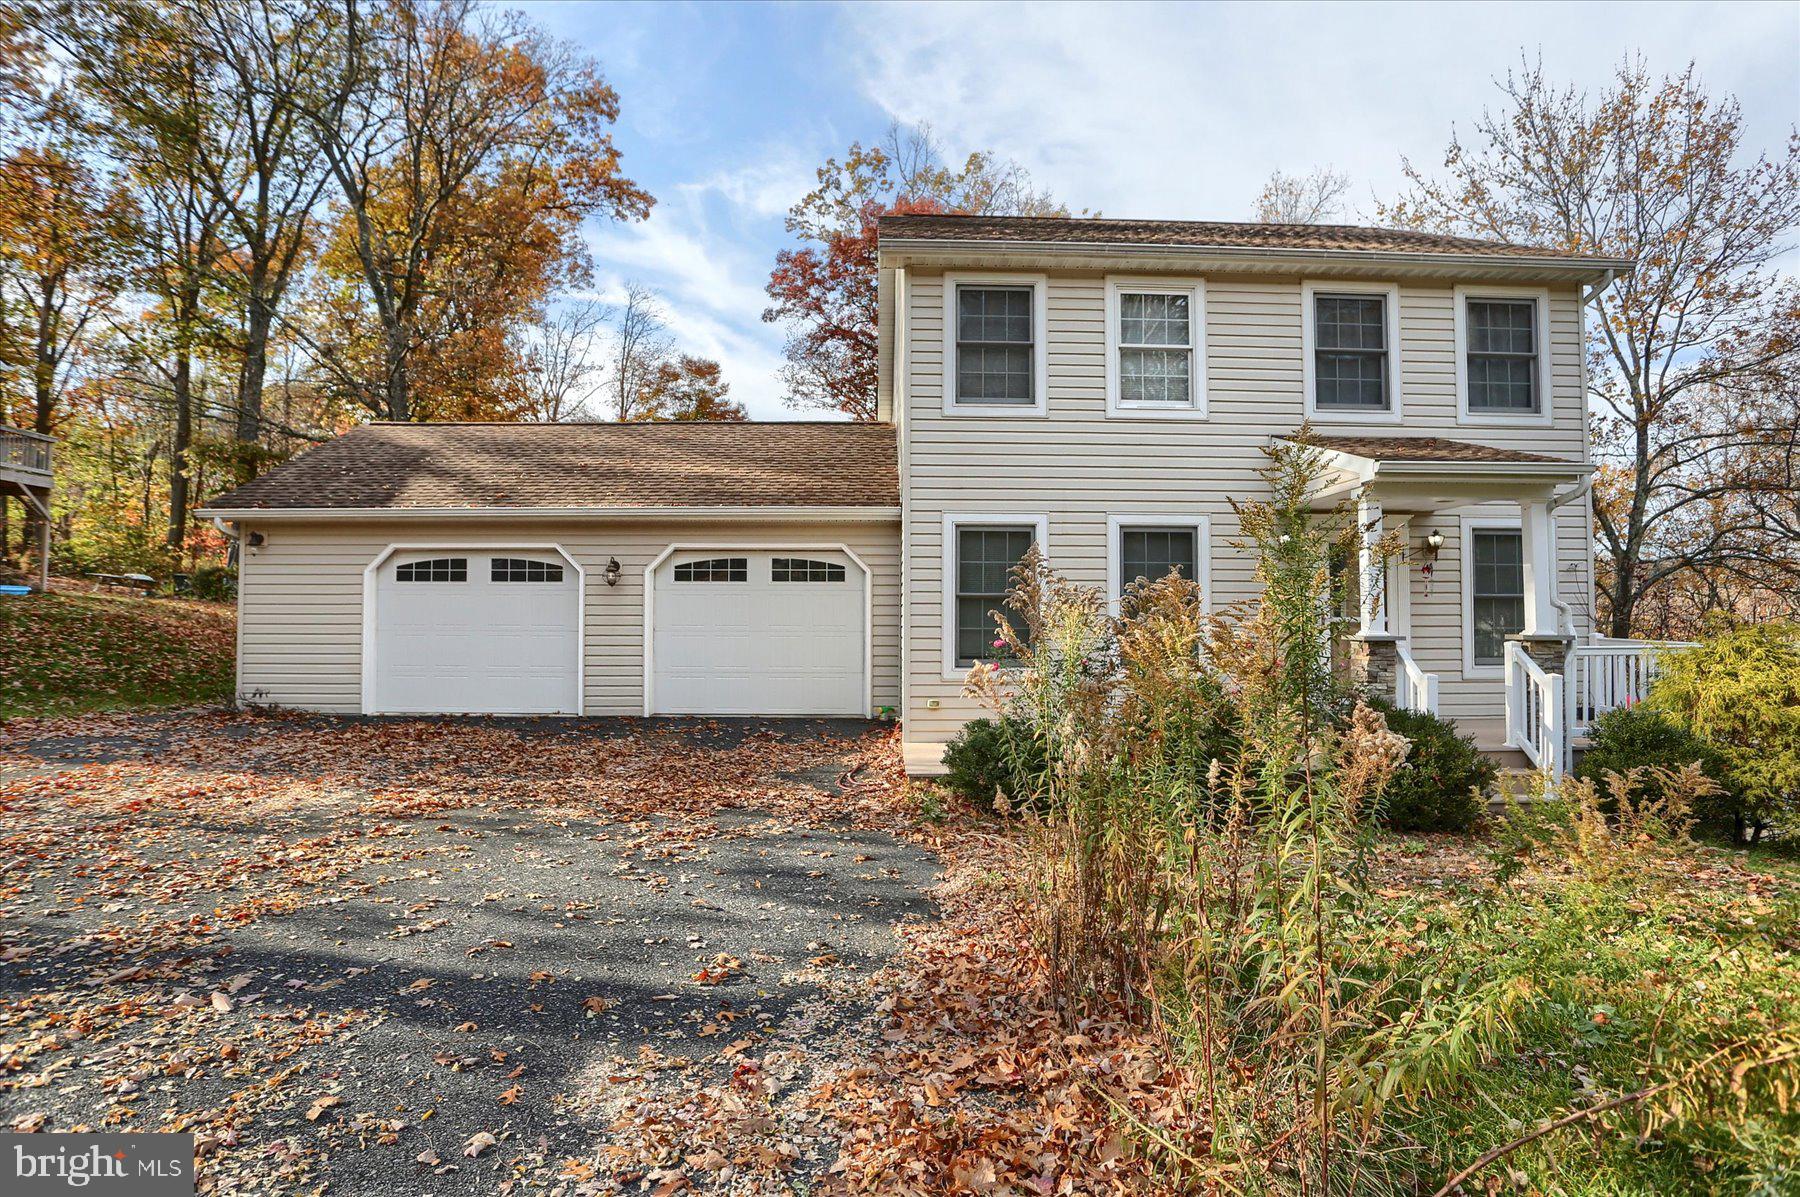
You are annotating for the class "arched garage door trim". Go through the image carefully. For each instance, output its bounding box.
[642,542,873,718]
[361,542,585,715]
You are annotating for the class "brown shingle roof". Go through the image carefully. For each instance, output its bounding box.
[879,213,1615,261]
[204,422,899,511]
[1301,435,1577,465]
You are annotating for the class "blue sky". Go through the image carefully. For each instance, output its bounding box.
[522,0,1800,419]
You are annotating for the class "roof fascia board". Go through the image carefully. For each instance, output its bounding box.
[880,237,1632,281]
[198,504,903,522]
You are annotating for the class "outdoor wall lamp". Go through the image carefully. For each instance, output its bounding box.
[603,557,621,587]
[246,531,267,549]
[1419,529,1444,593]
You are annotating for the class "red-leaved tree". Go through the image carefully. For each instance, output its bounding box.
[764,124,1067,421]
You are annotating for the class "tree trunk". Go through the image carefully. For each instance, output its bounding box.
[167,347,194,551]
[383,322,410,421]
[235,291,272,457]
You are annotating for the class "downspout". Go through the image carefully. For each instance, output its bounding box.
[212,517,241,567]
[1545,478,1592,638]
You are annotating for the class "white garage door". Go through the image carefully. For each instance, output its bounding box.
[652,551,864,716]
[372,550,579,715]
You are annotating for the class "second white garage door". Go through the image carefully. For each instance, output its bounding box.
[651,550,865,716]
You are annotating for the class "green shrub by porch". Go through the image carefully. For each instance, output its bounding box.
[941,716,1048,809]
[1577,704,1730,823]
[1368,699,1495,832]
[1649,621,1800,844]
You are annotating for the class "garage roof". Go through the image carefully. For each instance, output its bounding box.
[202,421,899,513]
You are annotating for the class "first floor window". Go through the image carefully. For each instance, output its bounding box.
[1118,291,1193,406]
[1119,526,1197,591]
[955,526,1035,666]
[955,285,1034,405]
[1466,298,1538,413]
[395,557,466,583]
[1313,293,1389,411]
[1471,530,1524,666]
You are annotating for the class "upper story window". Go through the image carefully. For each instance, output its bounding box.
[1456,287,1550,424]
[1302,282,1401,422]
[956,287,1033,403]
[1106,279,1205,418]
[942,275,1047,415]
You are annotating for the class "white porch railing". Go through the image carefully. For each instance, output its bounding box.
[1394,640,1438,715]
[1505,641,1565,776]
[1566,639,1696,738]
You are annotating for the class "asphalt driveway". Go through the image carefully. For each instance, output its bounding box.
[0,712,940,1195]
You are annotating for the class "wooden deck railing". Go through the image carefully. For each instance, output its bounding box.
[0,425,53,479]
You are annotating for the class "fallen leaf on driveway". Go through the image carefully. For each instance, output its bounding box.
[210,992,234,1012]
[305,1095,341,1122]
[463,1130,497,1158]
[582,995,610,1016]
[497,1084,522,1105]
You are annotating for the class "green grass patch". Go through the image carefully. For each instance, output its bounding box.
[0,591,236,717]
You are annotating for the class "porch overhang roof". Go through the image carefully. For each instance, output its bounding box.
[1285,435,1592,510]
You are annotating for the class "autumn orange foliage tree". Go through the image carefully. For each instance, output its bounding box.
[639,355,745,422]
[764,123,1067,420]
[1383,58,1800,638]
[302,0,651,422]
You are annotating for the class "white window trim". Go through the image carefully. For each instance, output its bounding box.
[642,543,874,718]
[1301,280,1404,425]
[1454,284,1554,427]
[1105,514,1212,616]
[1104,276,1207,419]
[361,543,585,716]
[941,273,1050,417]
[1459,515,1526,679]
[941,513,1048,679]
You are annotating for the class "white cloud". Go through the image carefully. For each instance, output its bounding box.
[842,1,1799,222]
[583,182,797,418]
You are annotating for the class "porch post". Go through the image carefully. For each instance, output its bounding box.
[1357,492,1389,637]
[1349,491,1399,700]
[1519,493,1558,637]
[1510,492,1573,699]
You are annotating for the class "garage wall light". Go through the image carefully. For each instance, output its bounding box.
[603,557,621,587]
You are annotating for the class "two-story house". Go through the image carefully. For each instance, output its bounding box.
[199,214,1640,777]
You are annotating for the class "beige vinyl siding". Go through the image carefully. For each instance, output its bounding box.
[903,271,1591,766]
[236,517,901,715]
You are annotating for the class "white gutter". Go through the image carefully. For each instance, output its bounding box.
[211,516,239,542]
[195,504,903,523]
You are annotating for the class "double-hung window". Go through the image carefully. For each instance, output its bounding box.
[945,518,1043,670]
[1106,516,1209,613]
[1107,280,1204,416]
[1458,290,1547,420]
[1469,529,1525,667]
[1303,283,1399,419]
[944,276,1046,413]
